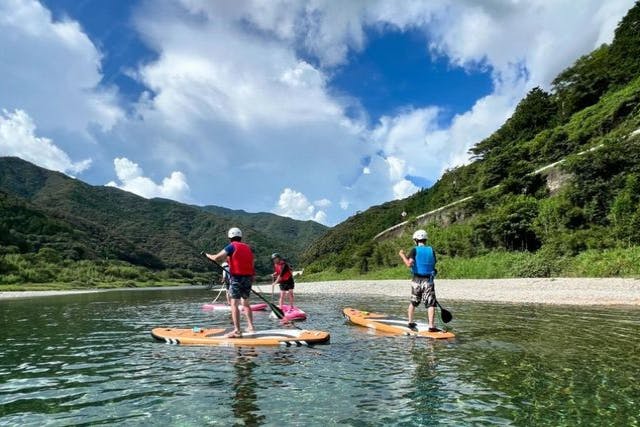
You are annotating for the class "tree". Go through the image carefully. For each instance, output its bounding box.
[552,45,613,120]
[470,87,558,159]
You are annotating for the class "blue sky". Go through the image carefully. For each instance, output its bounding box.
[0,0,635,225]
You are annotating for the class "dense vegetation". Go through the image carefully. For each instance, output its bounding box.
[0,159,326,288]
[302,2,640,280]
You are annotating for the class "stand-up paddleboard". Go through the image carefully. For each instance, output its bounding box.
[202,303,268,312]
[342,307,455,339]
[151,327,329,347]
[269,304,307,321]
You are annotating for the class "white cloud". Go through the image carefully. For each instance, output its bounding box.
[106,157,190,202]
[0,0,122,135]
[393,179,419,200]
[117,0,634,224]
[3,0,633,225]
[314,198,332,208]
[0,109,91,174]
[273,188,327,223]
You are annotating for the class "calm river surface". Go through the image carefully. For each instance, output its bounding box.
[1,287,639,426]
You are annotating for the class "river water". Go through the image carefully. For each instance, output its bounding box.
[1,288,638,426]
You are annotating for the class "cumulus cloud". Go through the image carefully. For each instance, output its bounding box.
[5,0,632,225]
[119,0,634,224]
[314,198,332,208]
[106,157,190,202]
[273,188,328,224]
[393,179,419,200]
[0,0,122,134]
[0,109,91,174]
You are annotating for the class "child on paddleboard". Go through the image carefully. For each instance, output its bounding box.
[270,253,295,310]
[398,229,440,332]
[205,227,255,338]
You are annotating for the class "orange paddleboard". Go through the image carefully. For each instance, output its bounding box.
[151,327,329,347]
[342,307,455,339]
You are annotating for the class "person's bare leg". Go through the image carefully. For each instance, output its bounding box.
[242,298,255,332]
[427,306,436,329]
[288,290,294,307]
[279,292,285,308]
[227,298,241,336]
[408,304,415,323]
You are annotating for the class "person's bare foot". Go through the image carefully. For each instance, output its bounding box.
[224,330,242,338]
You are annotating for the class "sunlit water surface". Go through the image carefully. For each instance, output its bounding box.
[1,287,639,426]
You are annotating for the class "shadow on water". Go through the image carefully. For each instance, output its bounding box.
[230,349,265,426]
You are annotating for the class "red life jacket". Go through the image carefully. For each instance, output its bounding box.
[228,242,255,276]
[274,260,292,282]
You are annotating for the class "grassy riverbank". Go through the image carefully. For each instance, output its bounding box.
[299,246,640,282]
[0,252,213,291]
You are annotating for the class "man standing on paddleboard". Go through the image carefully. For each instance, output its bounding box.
[205,227,256,338]
[398,229,440,332]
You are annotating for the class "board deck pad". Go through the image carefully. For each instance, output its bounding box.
[342,307,455,339]
[151,327,329,347]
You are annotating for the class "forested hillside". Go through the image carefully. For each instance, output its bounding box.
[302,2,640,279]
[0,158,326,288]
[200,205,326,257]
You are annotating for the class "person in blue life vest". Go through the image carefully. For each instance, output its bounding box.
[271,253,295,310]
[398,229,440,332]
[205,227,255,338]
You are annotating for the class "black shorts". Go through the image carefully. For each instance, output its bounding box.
[410,276,436,307]
[279,279,295,291]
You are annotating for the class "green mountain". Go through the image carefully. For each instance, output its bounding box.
[302,2,640,278]
[200,205,326,259]
[0,157,327,285]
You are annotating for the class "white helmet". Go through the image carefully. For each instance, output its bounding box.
[412,229,427,241]
[227,227,242,239]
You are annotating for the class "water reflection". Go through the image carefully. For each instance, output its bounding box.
[231,348,264,426]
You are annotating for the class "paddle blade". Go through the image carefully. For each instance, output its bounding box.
[440,307,453,323]
[250,288,286,319]
[267,302,286,319]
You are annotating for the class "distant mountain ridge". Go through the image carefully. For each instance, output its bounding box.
[0,157,327,274]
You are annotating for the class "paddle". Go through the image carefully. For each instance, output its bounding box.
[201,253,287,321]
[435,300,453,323]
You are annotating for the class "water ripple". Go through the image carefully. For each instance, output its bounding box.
[1,290,639,425]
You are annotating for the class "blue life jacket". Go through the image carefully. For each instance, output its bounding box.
[412,245,436,276]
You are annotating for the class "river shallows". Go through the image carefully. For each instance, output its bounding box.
[1,288,638,425]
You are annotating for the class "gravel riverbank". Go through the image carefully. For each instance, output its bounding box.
[259,278,640,306]
[2,278,639,305]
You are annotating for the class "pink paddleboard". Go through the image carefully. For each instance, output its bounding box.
[202,303,268,312]
[270,304,307,321]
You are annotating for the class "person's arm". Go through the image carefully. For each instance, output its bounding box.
[398,248,415,268]
[272,262,283,284]
[205,249,228,264]
[206,244,233,265]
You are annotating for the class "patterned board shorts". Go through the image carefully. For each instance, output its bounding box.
[229,275,252,300]
[410,276,436,307]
